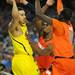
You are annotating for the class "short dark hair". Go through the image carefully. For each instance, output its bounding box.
[59,8,72,21]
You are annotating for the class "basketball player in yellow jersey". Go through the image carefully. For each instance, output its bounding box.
[7,0,39,75]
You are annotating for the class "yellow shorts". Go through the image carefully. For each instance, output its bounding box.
[12,54,40,75]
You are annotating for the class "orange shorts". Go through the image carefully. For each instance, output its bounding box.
[35,56,54,69]
[51,58,75,75]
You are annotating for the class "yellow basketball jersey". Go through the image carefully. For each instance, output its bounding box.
[9,23,33,55]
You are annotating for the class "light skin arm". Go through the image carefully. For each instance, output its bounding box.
[6,0,19,20]
[12,0,19,20]
[7,0,22,37]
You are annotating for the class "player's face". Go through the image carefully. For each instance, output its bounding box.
[19,10,26,23]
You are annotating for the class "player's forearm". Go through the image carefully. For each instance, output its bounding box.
[41,0,54,14]
[43,49,54,56]
[41,4,49,14]
[29,41,44,55]
[12,0,19,19]
[35,0,51,24]
[37,13,51,25]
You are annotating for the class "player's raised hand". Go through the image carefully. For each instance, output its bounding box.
[46,0,54,6]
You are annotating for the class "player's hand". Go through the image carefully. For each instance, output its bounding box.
[46,0,54,6]
[20,0,28,5]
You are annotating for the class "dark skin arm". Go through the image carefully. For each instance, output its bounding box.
[41,4,49,14]
[41,0,54,14]
[35,0,52,25]
[35,0,65,35]
[26,33,44,55]
[43,45,54,56]
[29,40,53,56]
[26,34,53,56]
[35,0,54,56]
